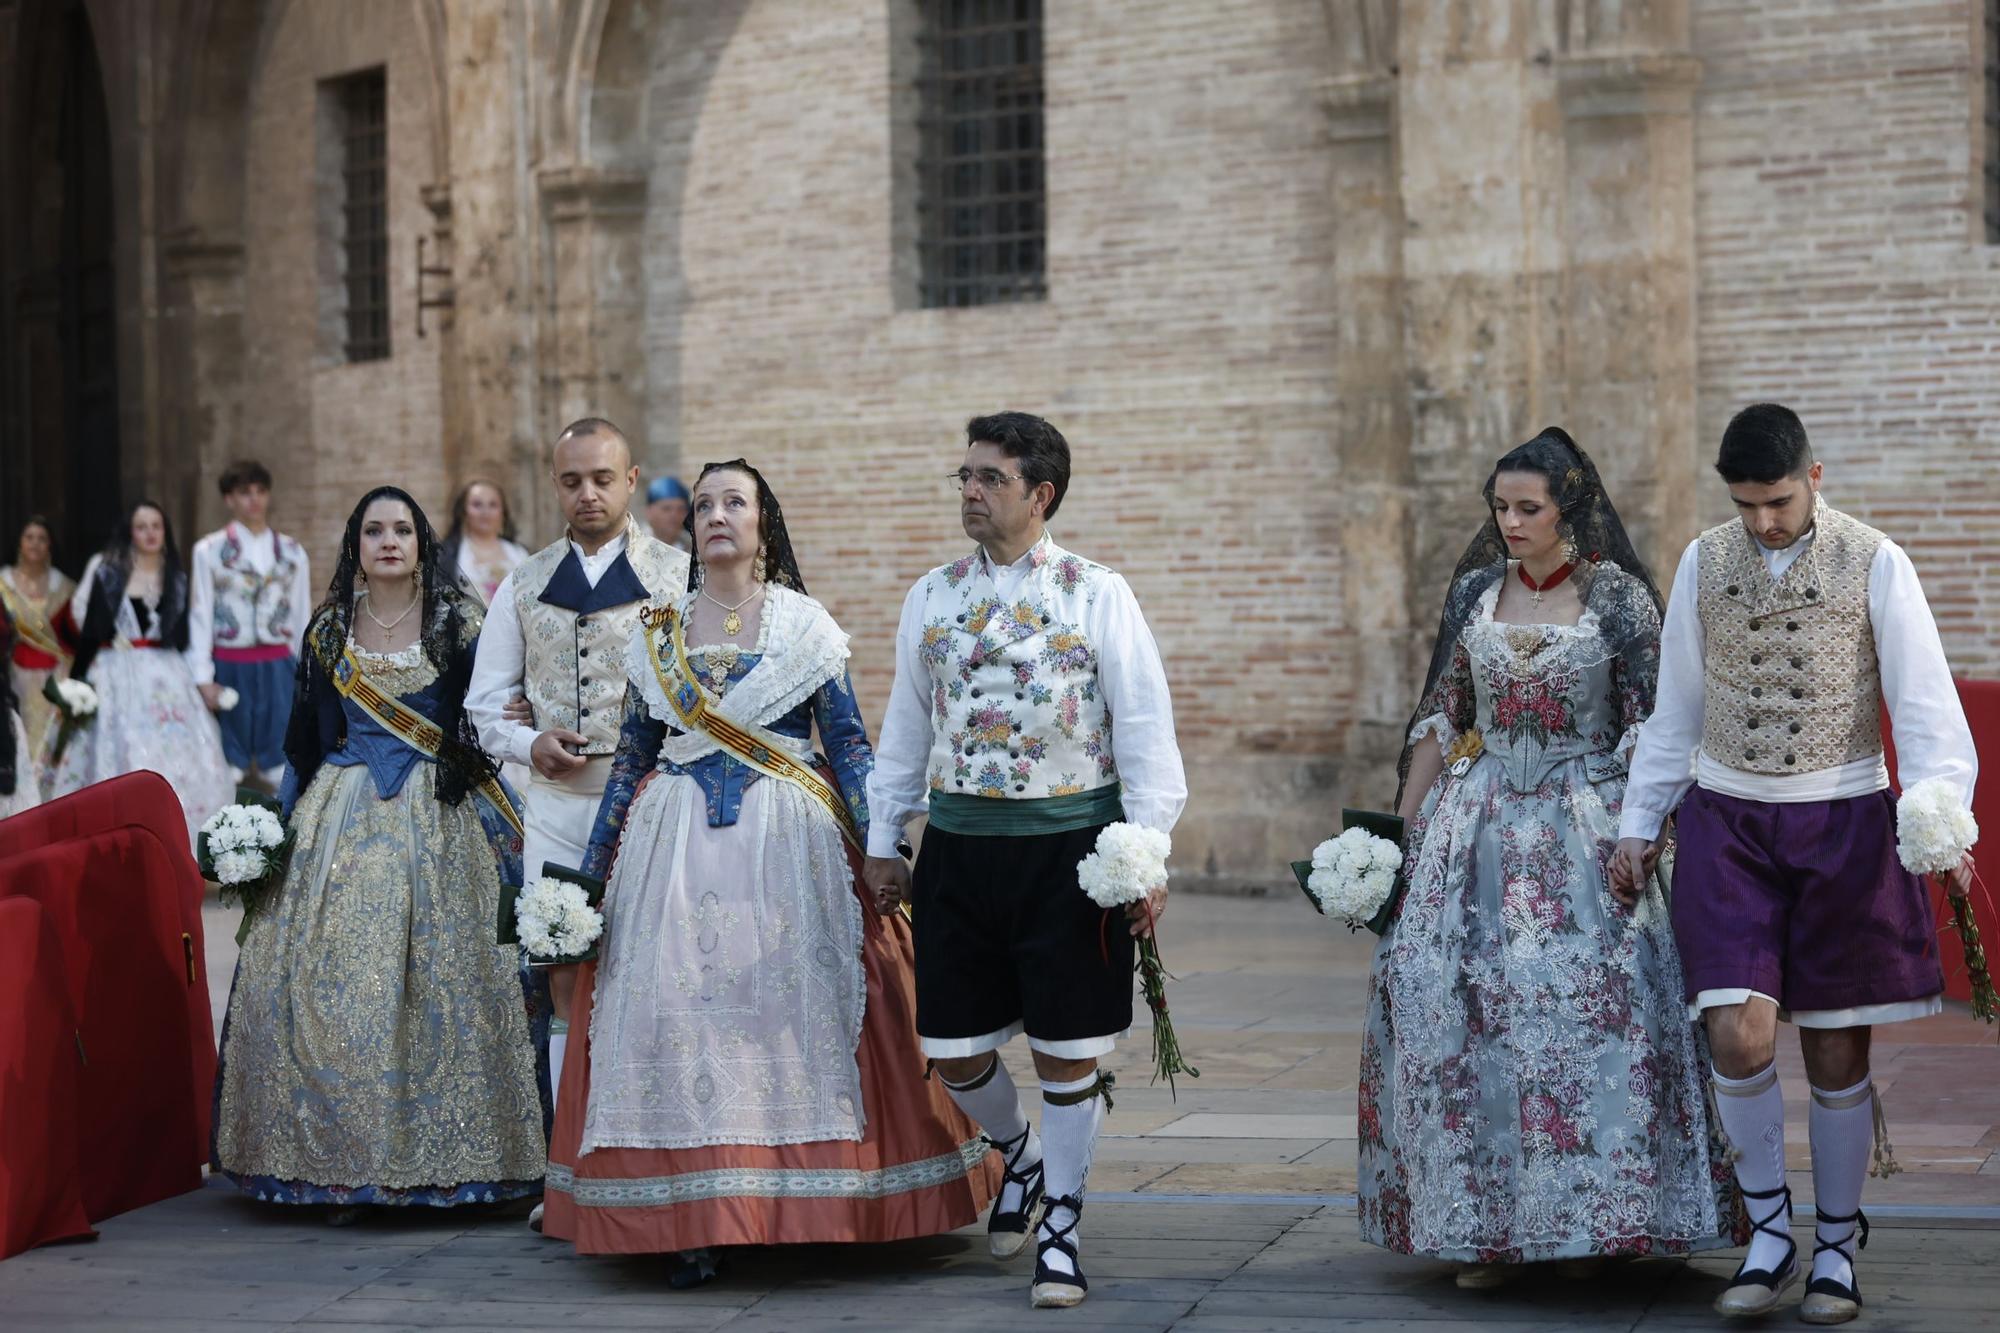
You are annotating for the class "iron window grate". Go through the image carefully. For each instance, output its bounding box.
[337,68,390,361]
[916,0,1046,308]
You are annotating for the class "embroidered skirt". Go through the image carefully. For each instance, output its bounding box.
[543,778,998,1251]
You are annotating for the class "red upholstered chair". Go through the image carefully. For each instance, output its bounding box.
[1883,680,1998,1004]
[0,897,95,1259]
[0,771,217,1240]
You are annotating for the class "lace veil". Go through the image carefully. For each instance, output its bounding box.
[1393,427,1665,809]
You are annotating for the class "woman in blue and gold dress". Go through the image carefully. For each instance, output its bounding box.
[213,487,547,1220]
[541,460,992,1279]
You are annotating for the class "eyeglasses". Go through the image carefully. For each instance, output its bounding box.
[945,467,1028,495]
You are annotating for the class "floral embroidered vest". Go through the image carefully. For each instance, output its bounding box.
[916,537,1117,801]
[1695,500,1884,776]
[206,525,306,647]
[514,518,690,755]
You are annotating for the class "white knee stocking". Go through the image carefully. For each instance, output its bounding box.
[1713,1063,1791,1275]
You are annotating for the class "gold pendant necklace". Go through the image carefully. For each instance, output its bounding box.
[700,585,763,636]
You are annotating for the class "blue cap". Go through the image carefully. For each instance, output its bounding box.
[646,476,690,504]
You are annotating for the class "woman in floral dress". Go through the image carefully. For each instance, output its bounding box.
[212,487,545,1222]
[1358,429,1743,1286]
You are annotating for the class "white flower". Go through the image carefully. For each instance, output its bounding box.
[215,687,241,711]
[1076,823,1171,909]
[213,848,265,885]
[1303,829,1401,927]
[202,803,286,862]
[55,679,98,716]
[515,877,604,960]
[1896,777,1979,877]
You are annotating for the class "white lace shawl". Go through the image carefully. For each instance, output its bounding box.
[625,584,851,766]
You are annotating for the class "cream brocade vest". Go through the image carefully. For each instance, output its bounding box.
[1695,501,1885,776]
[513,523,690,756]
[917,539,1119,801]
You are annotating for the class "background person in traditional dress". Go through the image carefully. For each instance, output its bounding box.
[440,477,531,606]
[1359,429,1743,1289]
[45,502,233,842]
[212,486,545,1224]
[541,460,994,1284]
[644,475,692,552]
[863,413,1186,1310]
[1,516,75,757]
[1613,404,1978,1325]
[0,601,42,820]
[187,460,313,788]
[468,418,691,1233]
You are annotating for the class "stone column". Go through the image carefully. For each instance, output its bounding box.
[156,229,246,534]
[538,164,650,466]
[439,0,543,536]
[1321,2,1422,801]
[1555,50,1703,566]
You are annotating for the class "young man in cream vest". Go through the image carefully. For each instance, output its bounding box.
[1614,404,1977,1325]
[864,412,1186,1309]
[468,418,691,1231]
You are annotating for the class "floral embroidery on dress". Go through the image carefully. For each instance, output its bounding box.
[1359,561,1742,1263]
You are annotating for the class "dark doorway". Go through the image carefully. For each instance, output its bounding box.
[3,0,122,576]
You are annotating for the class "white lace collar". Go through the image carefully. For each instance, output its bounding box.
[626,584,848,732]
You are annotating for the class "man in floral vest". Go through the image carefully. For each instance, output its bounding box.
[468,418,691,1232]
[864,412,1186,1309]
[187,460,313,787]
[1615,403,1977,1326]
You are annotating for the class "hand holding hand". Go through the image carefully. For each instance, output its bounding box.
[1608,837,1657,909]
[861,854,912,916]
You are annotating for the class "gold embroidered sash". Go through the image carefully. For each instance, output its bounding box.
[331,641,524,837]
[0,576,67,661]
[642,604,863,851]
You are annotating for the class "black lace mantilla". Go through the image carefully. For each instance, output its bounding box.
[1394,428,1665,810]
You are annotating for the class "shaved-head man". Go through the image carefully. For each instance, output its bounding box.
[467,417,691,1238]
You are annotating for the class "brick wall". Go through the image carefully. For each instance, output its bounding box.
[1693,0,2000,669]
[640,0,1343,876]
[234,0,448,588]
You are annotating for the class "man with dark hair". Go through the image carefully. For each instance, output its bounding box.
[1613,403,1977,1324]
[863,412,1186,1309]
[187,458,312,786]
[467,417,691,1234]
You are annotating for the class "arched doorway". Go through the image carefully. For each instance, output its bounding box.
[3,0,122,570]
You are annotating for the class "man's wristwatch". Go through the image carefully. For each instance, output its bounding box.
[895,837,914,862]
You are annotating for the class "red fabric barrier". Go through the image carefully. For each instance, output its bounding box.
[0,772,216,1239]
[1884,679,2000,1004]
[0,898,95,1259]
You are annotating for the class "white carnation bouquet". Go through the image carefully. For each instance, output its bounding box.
[1074,822,1197,1094]
[513,875,605,965]
[1896,777,1993,1024]
[1304,827,1403,929]
[197,794,293,944]
[214,686,241,712]
[42,677,99,763]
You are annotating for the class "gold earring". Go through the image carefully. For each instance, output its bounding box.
[753,546,768,583]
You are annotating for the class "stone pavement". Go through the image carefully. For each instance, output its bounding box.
[3,892,1996,1331]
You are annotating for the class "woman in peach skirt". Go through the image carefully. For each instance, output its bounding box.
[540,461,994,1283]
